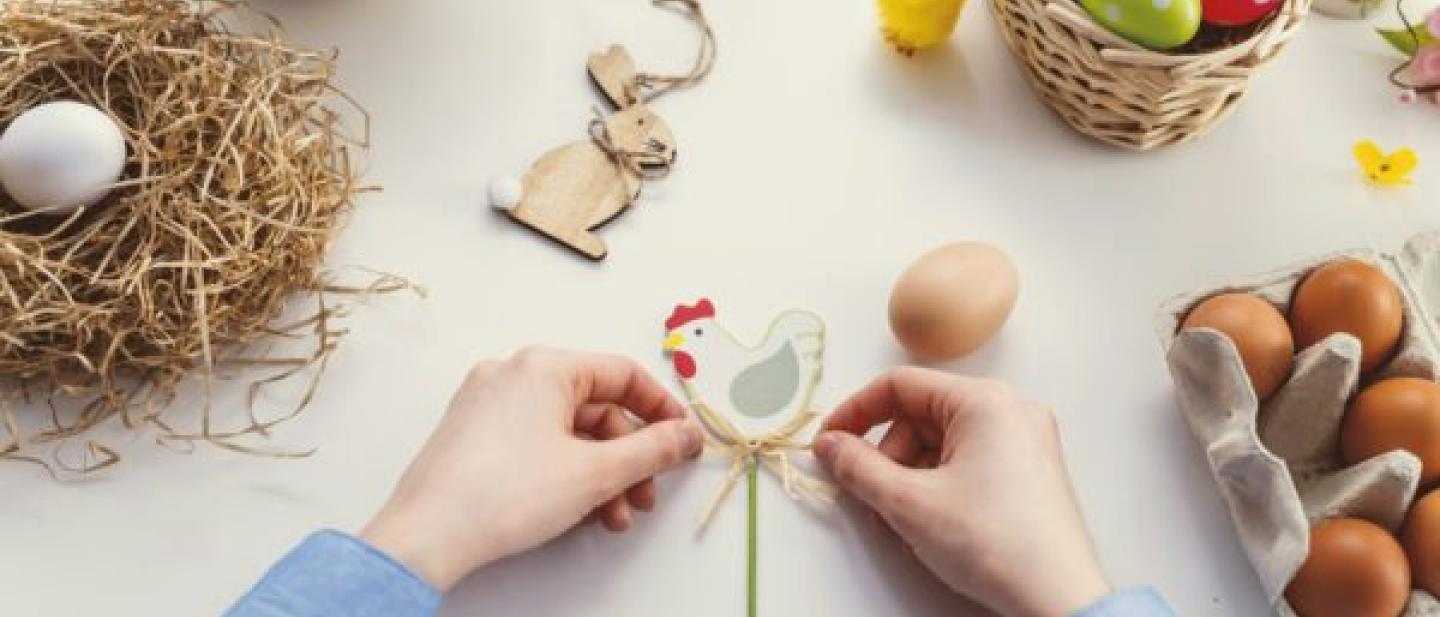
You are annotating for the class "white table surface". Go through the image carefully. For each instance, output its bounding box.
[2,0,1438,615]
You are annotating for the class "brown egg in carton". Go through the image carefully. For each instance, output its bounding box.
[1156,230,1440,616]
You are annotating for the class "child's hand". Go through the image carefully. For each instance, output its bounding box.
[361,348,703,591]
[815,368,1110,617]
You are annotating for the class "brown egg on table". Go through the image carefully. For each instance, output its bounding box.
[1342,378,1440,485]
[889,242,1018,362]
[1180,293,1294,400]
[1404,488,1440,597]
[1289,259,1405,375]
[1285,518,1410,617]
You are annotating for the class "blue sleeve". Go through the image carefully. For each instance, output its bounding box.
[224,530,442,617]
[1072,587,1176,617]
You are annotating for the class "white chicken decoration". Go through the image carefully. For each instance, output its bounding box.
[660,298,837,617]
[662,298,825,436]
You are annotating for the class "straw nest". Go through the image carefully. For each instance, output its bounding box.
[0,0,399,473]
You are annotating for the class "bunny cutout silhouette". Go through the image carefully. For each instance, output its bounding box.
[488,0,714,261]
[489,46,676,260]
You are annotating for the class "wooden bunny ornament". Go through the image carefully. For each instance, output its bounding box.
[489,47,675,260]
[488,0,714,261]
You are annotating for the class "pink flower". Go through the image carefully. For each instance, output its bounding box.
[1428,8,1440,38]
[1417,46,1440,86]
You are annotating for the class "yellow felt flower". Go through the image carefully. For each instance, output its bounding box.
[1354,140,1418,187]
[879,0,964,55]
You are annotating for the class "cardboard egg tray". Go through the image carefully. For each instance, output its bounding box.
[1156,230,1440,616]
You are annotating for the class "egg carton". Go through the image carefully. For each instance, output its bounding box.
[1156,230,1440,616]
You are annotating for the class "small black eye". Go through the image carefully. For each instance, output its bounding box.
[638,118,645,125]
[694,328,703,336]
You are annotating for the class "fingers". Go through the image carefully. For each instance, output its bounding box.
[587,408,697,532]
[825,367,1013,437]
[916,449,941,469]
[626,473,658,512]
[454,359,503,397]
[579,404,658,512]
[824,367,962,436]
[575,402,630,435]
[869,420,927,542]
[562,351,686,423]
[467,359,503,381]
[593,418,703,499]
[512,347,686,424]
[598,496,632,532]
[813,431,920,517]
[876,419,925,468]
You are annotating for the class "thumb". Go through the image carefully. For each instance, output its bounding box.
[814,431,912,511]
[596,418,703,494]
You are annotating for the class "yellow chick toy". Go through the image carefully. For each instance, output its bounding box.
[879,0,964,55]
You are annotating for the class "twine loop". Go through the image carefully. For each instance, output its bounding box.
[633,0,717,103]
[587,108,675,181]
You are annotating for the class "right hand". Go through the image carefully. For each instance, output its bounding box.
[813,368,1111,617]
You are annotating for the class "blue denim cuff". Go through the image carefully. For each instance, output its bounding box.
[224,529,442,617]
[1072,587,1176,617]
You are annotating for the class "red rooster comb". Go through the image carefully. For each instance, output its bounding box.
[665,298,715,331]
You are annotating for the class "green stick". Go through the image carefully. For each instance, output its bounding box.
[747,456,758,617]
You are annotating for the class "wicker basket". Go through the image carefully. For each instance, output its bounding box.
[991,0,1310,150]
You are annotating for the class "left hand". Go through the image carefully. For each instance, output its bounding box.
[360,347,704,591]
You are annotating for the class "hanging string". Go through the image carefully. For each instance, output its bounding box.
[585,0,714,183]
[1388,0,1437,94]
[634,0,718,103]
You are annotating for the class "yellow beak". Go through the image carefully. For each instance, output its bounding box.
[662,332,685,352]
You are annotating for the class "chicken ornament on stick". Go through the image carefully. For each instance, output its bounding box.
[661,298,837,617]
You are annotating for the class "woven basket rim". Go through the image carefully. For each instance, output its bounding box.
[1038,0,1309,65]
[989,0,1312,150]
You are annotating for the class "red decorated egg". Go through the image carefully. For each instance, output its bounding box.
[1202,0,1280,26]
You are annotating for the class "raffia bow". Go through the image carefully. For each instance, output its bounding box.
[587,108,675,181]
[691,401,838,532]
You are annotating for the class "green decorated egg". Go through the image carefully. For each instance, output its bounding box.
[1081,0,1202,50]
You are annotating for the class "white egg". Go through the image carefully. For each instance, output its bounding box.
[0,101,127,213]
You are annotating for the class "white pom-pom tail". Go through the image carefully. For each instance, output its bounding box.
[487,175,523,212]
